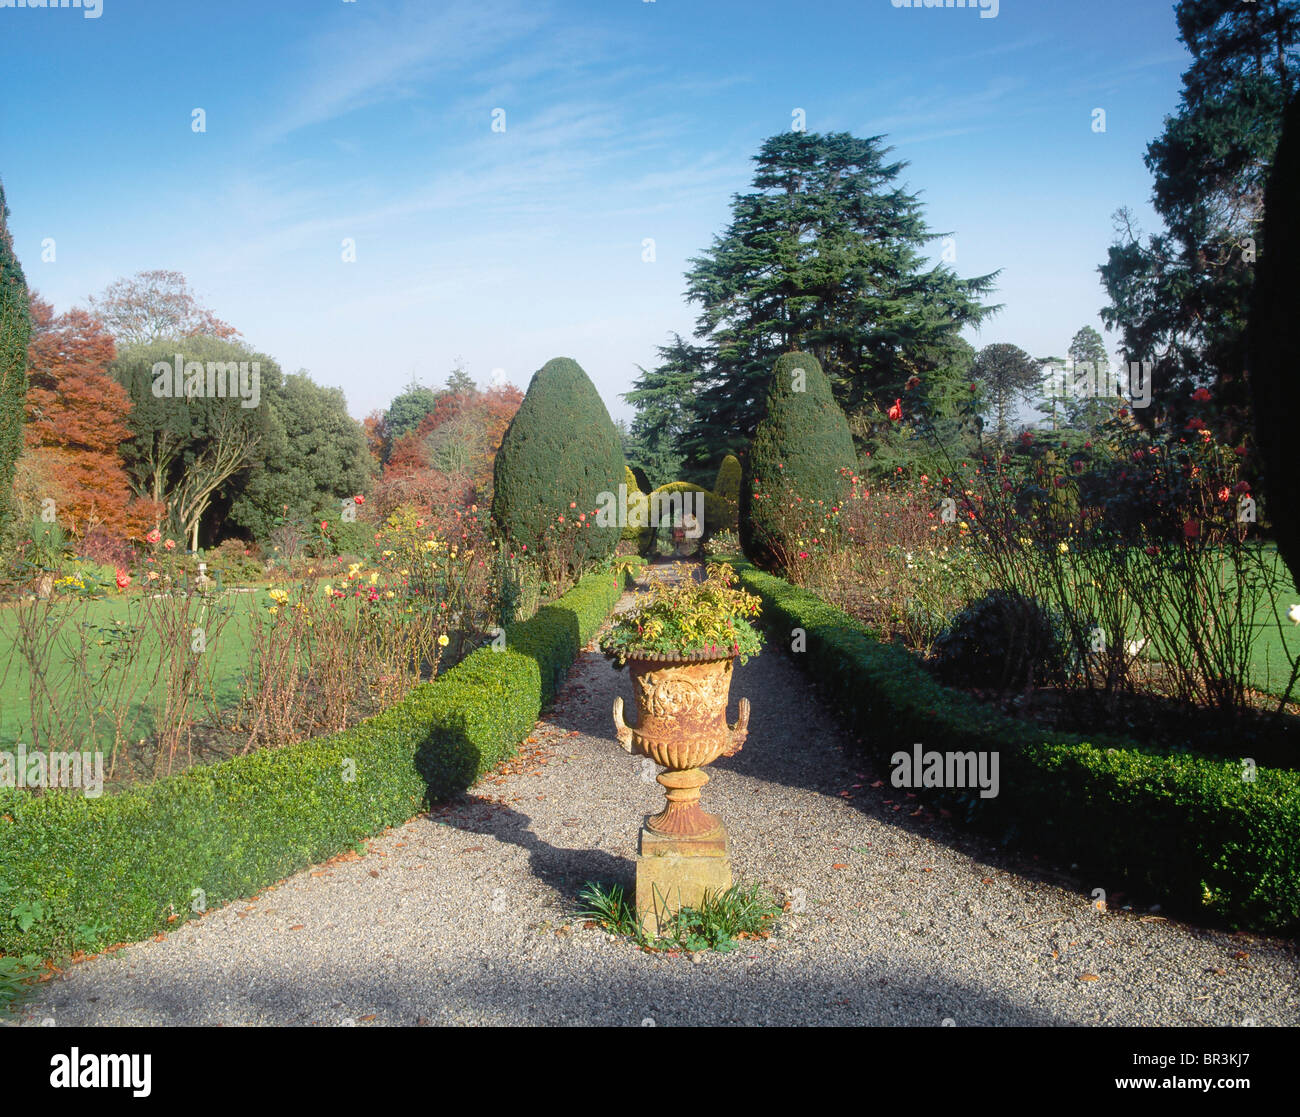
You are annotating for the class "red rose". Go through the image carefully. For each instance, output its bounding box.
[887,399,903,421]
[1191,388,1212,402]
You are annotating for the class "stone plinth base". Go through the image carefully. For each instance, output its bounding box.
[636,822,731,936]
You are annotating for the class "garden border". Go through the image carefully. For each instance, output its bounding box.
[718,557,1300,933]
[0,566,635,959]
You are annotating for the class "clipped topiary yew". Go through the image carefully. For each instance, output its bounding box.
[741,352,857,568]
[492,357,624,570]
[713,453,742,530]
[622,465,651,546]
[1250,94,1300,593]
[0,180,30,532]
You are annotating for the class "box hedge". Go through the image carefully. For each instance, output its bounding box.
[721,558,1300,933]
[0,566,632,959]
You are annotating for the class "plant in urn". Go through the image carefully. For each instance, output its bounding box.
[602,563,763,925]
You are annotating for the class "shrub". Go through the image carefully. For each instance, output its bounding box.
[621,465,651,547]
[741,353,857,569]
[629,465,652,495]
[723,558,1300,932]
[1249,93,1300,591]
[713,454,741,530]
[77,526,136,571]
[930,588,1065,692]
[0,181,30,534]
[491,357,624,573]
[0,567,632,960]
[208,538,264,583]
[648,482,730,538]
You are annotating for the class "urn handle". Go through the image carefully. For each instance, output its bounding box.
[612,696,635,754]
[723,697,750,757]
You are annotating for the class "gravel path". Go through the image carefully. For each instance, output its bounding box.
[13,569,1299,1027]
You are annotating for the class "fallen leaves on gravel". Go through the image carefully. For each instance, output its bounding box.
[1078,973,1100,982]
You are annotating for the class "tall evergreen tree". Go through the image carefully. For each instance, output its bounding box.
[1064,325,1115,434]
[0,179,30,533]
[622,333,700,486]
[1249,92,1300,590]
[1100,0,1300,442]
[656,131,996,470]
[970,343,1040,445]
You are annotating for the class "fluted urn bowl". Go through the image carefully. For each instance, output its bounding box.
[612,649,749,838]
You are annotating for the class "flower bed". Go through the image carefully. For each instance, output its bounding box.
[0,566,635,960]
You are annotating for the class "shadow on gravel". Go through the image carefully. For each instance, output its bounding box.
[27,949,1076,1027]
[435,798,635,905]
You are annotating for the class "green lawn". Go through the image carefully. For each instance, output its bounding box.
[0,588,266,775]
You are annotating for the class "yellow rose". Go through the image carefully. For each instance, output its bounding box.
[438,634,449,647]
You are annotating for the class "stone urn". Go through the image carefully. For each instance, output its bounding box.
[612,650,749,838]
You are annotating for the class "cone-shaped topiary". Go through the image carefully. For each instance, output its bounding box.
[622,465,651,546]
[1250,94,1300,593]
[492,356,624,569]
[713,453,741,530]
[650,481,731,537]
[0,180,30,533]
[741,351,857,569]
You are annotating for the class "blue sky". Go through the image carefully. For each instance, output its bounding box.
[1,0,1189,424]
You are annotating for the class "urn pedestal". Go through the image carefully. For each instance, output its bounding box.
[612,651,749,934]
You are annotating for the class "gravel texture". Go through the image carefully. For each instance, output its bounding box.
[12,567,1299,1027]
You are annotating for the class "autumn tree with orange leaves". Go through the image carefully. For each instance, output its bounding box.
[21,294,160,538]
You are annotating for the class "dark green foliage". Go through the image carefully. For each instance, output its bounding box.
[670,132,997,468]
[629,465,651,495]
[930,589,1065,691]
[111,337,284,545]
[0,568,630,960]
[727,559,1300,932]
[971,343,1041,445]
[0,180,30,533]
[741,352,857,567]
[224,372,374,541]
[1249,93,1300,593]
[623,335,698,485]
[1100,0,1300,444]
[492,357,624,566]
